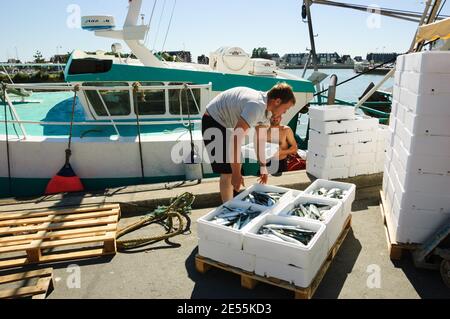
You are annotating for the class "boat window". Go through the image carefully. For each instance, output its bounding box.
[168,83,200,116]
[84,82,131,116]
[135,82,166,115]
[68,58,113,75]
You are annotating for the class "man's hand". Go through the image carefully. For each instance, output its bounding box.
[258,166,269,185]
[232,172,245,192]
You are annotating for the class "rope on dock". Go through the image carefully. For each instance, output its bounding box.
[116,192,195,251]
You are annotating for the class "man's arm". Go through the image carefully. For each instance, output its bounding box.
[255,125,269,184]
[279,128,299,158]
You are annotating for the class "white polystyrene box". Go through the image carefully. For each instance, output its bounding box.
[376,151,386,163]
[399,87,450,116]
[198,238,256,272]
[197,201,267,250]
[392,195,450,244]
[400,71,450,95]
[349,163,376,177]
[396,54,405,72]
[351,152,376,166]
[309,129,356,147]
[393,84,401,102]
[397,122,450,157]
[254,254,325,288]
[308,105,356,122]
[403,111,450,137]
[308,143,354,158]
[403,51,450,74]
[377,125,390,142]
[354,130,377,143]
[273,195,344,252]
[232,184,295,210]
[304,179,356,219]
[352,116,379,132]
[243,215,327,270]
[308,154,351,169]
[353,141,377,154]
[310,119,356,135]
[306,162,350,180]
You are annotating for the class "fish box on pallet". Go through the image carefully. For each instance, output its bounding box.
[391,192,450,244]
[303,179,356,219]
[306,162,349,180]
[198,238,256,272]
[309,130,356,147]
[197,202,267,250]
[232,184,299,208]
[310,119,355,135]
[308,105,356,122]
[243,215,327,288]
[273,195,344,252]
[399,87,450,116]
[308,143,354,158]
[377,124,390,141]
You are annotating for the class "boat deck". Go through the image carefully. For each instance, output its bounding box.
[0,171,448,299]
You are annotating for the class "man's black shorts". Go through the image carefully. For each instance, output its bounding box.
[202,114,244,175]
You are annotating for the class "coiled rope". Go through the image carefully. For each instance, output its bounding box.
[116,192,195,251]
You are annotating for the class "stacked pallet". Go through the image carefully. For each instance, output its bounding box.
[197,181,355,289]
[307,105,388,179]
[382,51,450,244]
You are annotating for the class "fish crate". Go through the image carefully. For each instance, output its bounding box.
[309,129,356,147]
[310,119,356,135]
[195,215,352,299]
[0,205,120,269]
[379,190,419,260]
[197,201,267,251]
[273,195,344,252]
[306,162,350,180]
[308,105,356,122]
[308,143,354,158]
[232,184,300,208]
[0,268,54,299]
[308,154,351,169]
[303,179,356,218]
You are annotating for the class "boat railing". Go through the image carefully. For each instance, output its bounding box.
[1,82,212,140]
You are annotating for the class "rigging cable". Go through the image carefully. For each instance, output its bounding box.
[133,83,146,181]
[144,0,158,48]
[161,0,177,53]
[152,0,167,53]
[436,0,447,18]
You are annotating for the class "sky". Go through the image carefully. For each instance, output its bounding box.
[0,0,448,62]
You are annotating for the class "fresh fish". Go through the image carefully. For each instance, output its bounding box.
[242,191,284,207]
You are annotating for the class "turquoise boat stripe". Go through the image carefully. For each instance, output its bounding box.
[65,64,315,93]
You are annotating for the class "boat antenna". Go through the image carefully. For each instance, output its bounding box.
[144,0,158,47]
[161,0,177,53]
[152,0,167,52]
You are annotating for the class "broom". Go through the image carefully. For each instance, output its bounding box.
[45,86,84,195]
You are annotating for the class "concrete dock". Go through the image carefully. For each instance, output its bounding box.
[0,171,449,299]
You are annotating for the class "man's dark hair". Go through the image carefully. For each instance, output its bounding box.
[267,82,296,105]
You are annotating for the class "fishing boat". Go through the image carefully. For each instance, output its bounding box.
[0,0,315,197]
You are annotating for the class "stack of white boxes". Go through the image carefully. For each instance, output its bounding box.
[307,105,388,179]
[197,181,356,288]
[382,51,450,244]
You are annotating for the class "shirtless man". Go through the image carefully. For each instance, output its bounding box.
[265,115,299,175]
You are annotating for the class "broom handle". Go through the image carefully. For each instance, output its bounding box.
[65,86,79,165]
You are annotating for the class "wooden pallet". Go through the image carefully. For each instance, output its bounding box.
[379,191,418,260]
[0,268,54,299]
[196,215,352,299]
[0,204,120,269]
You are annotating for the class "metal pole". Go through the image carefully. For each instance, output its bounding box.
[304,0,322,104]
[2,83,12,194]
[327,75,338,105]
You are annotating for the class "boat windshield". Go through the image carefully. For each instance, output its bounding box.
[83,82,131,116]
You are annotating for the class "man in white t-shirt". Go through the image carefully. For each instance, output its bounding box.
[202,83,296,203]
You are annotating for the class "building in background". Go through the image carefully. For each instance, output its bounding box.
[268,53,281,66]
[197,54,209,65]
[366,52,398,64]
